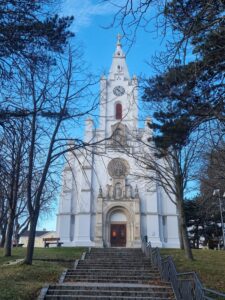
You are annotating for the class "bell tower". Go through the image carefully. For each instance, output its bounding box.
[99,34,138,138]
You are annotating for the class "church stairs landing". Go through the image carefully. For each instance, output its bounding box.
[42,248,175,299]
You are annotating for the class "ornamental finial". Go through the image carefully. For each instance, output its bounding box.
[117,33,122,45]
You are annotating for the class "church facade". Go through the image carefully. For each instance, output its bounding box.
[56,36,180,248]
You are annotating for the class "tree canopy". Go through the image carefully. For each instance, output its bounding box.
[0,0,74,76]
[0,0,75,124]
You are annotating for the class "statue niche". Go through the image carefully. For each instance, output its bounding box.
[115,182,122,199]
[106,184,113,199]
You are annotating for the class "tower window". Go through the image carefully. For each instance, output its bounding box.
[115,103,122,119]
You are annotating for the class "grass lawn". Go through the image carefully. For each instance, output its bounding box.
[160,248,225,293]
[1,247,224,299]
[0,247,85,300]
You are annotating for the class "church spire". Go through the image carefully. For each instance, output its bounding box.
[108,34,130,80]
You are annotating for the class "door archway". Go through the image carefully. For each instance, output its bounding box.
[103,205,133,248]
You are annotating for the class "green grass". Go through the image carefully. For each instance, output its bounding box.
[1,247,224,299]
[160,249,225,293]
[0,247,85,300]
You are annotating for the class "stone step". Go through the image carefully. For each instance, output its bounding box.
[70,268,158,272]
[66,273,160,279]
[65,274,161,279]
[88,252,142,254]
[83,258,150,262]
[67,269,159,276]
[45,296,174,299]
[82,262,151,265]
[90,248,142,251]
[88,253,144,255]
[78,260,152,265]
[46,289,173,297]
[45,283,175,299]
[76,264,155,272]
[87,252,144,255]
[77,263,153,268]
[81,262,151,266]
[46,291,174,299]
[85,258,148,262]
[88,252,143,254]
[64,278,163,284]
[66,273,160,282]
[85,258,147,261]
[86,254,146,256]
[77,265,153,269]
[48,284,173,292]
[89,252,143,255]
[85,257,147,260]
[86,252,145,255]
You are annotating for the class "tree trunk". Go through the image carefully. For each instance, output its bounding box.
[14,217,20,246]
[23,213,38,265]
[4,212,15,256]
[0,223,7,247]
[196,225,199,249]
[178,216,184,249]
[178,200,193,260]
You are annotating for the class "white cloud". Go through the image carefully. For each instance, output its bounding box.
[62,0,116,31]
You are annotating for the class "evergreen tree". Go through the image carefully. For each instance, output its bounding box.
[0,0,74,122]
[185,196,224,249]
[0,0,74,64]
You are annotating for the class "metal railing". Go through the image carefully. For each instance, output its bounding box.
[141,239,225,300]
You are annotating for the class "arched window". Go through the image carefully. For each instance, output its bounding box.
[115,103,122,119]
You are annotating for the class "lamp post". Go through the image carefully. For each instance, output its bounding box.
[213,189,225,250]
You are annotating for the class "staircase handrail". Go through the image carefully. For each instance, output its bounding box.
[141,239,225,300]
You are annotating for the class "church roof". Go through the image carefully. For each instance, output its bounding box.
[108,34,130,80]
[21,230,52,237]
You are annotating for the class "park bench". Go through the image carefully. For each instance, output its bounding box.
[43,237,63,248]
[13,243,24,247]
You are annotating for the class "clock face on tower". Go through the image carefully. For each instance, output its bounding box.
[113,85,125,96]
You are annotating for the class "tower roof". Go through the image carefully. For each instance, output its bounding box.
[108,34,130,80]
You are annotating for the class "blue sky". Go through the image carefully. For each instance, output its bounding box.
[62,0,165,78]
[39,0,166,231]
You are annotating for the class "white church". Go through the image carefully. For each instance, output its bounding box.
[56,35,180,248]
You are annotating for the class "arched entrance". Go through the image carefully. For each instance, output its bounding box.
[104,206,133,248]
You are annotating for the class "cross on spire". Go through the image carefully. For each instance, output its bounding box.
[117,33,122,45]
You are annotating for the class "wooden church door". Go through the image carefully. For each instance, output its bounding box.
[110,224,126,247]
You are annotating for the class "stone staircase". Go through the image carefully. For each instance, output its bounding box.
[41,248,176,299]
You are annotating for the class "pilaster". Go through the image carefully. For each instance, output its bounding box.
[94,193,104,247]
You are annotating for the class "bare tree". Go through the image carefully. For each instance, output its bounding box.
[0,118,30,256]
[124,124,206,260]
[102,0,158,46]
[6,46,97,264]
